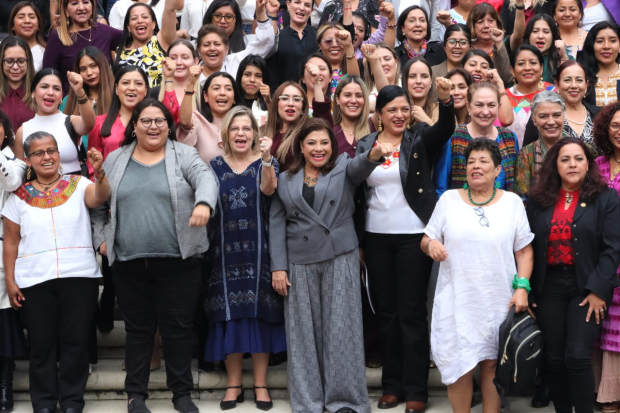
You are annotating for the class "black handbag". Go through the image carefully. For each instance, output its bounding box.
[64,116,89,177]
[494,306,543,410]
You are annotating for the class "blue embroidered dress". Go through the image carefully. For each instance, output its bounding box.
[204,157,286,361]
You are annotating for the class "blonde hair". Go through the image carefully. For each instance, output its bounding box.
[57,0,96,46]
[221,106,260,156]
[333,76,370,141]
[317,22,348,74]
[363,42,401,93]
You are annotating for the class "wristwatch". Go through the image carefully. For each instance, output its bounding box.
[262,156,273,167]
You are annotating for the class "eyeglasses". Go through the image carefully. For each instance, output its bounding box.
[2,58,28,68]
[610,123,620,133]
[28,148,58,158]
[278,95,304,104]
[212,12,235,22]
[474,206,489,227]
[446,39,470,48]
[321,37,340,47]
[139,117,167,128]
[229,126,254,134]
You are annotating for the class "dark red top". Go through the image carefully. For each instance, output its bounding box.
[547,189,579,265]
[333,125,357,158]
[0,85,35,132]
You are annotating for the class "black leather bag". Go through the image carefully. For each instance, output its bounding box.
[494,306,543,410]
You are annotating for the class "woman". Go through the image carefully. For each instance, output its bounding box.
[42,0,122,95]
[554,0,587,59]
[524,15,571,83]
[266,0,317,89]
[526,137,620,413]
[0,109,27,413]
[348,2,397,60]
[592,102,620,413]
[316,23,360,95]
[61,46,114,151]
[14,68,95,175]
[236,54,270,126]
[523,61,601,148]
[395,6,445,69]
[269,118,392,413]
[299,53,331,116]
[262,78,331,172]
[446,68,473,126]
[431,24,471,79]
[202,0,249,54]
[467,3,514,86]
[363,42,401,113]
[517,91,566,198]
[422,138,534,413]
[197,8,277,86]
[205,106,284,411]
[332,75,370,157]
[506,44,556,147]
[177,71,240,164]
[402,57,439,126]
[319,0,379,31]
[578,22,620,107]
[434,81,519,197]
[114,0,178,88]
[7,1,46,71]
[3,132,110,413]
[0,36,35,132]
[355,80,454,412]
[108,0,181,30]
[90,98,217,413]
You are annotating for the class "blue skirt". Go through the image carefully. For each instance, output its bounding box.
[205,318,287,362]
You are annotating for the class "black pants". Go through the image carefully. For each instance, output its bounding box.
[20,277,98,411]
[111,257,201,402]
[364,232,432,402]
[536,265,601,413]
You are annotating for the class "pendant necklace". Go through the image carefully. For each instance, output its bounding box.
[74,26,92,42]
[565,191,574,204]
[36,174,61,192]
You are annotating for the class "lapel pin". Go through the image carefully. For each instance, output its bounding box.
[581,203,586,207]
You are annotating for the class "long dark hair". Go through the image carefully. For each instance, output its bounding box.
[287,118,339,175]
[593,102,620,156]
[200,71,241,122]
[202,0,245,53]
[8,1,46,47]
[113,2,161,70]
[524,15,562,81]
[397,5,431,43]
[122,98,176,146]
[236,54,269,111]
[529,137,607,207]
[0,36,35,106]
[101,66,150,137]
[0,109,15,149]
[578,22,620,100]
[64,46,114,117]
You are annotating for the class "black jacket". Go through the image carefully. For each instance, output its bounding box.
[354,98,455,238]
[526,188,620,304]
[522,102,602,148]
[395,41,447,69]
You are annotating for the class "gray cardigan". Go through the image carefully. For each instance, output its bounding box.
[269,150,381,271]
[90,140,218,265]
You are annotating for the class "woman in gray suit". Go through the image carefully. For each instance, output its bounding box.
[90,98,218,413]
[269,118,393,413]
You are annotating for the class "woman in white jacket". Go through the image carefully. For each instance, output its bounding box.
[0,109,28,412]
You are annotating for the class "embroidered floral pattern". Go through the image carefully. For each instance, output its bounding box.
[15,175,81,209]
[373,141,400,169]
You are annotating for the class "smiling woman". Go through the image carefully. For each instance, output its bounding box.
[8,1,46,71]
[524,14,572,83]
[0,36,35,132]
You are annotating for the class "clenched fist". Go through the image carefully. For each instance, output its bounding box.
[435,77,453,101]
[87,148,104,172]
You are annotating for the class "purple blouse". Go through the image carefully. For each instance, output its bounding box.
[42,24,123,95]
[0,85,35,132]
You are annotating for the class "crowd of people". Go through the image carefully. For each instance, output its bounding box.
[0,0,620,412]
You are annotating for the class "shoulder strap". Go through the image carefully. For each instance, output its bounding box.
[64,116,86,163]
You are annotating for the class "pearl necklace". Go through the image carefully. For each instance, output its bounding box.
[565,106,587,125]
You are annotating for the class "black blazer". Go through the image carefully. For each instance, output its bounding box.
[395,41,447,69]
[354,98,455,238]
[526,188,620,303]
[522,102,602,148]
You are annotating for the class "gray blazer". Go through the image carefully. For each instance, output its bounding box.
[90,140,218,265]
[269,150,381,271]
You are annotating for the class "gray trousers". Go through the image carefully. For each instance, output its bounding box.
[284,249,371,413]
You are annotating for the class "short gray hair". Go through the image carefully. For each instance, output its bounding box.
[531,91,565,117]
[24,132,58,157]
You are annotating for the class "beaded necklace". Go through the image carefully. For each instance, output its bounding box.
[403,39,427,59]
[467,186,496,206]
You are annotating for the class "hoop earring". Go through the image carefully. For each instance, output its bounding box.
[26,167,31,181]
[378,119,383,132]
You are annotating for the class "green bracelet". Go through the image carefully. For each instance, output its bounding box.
[512,273,531,293]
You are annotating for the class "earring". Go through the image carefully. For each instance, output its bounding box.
[495,181,501,188]
[378,119,383,132]
[132,131,136,138]
[59,165,64,175]
[463,183,468,189]
[26,167,31,181]
[538,75,545,90]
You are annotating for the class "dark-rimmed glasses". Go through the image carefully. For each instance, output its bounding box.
[474,206,489,227]
[139,117,167,128]
[212,12,235,22]
[2,58,28,68]
[446,39,470,48]
[28,148,58,158]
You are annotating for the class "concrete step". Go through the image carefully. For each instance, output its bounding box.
[8,395,555,413]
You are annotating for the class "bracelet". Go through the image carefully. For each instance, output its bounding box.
[262,156,273,167]
[268,14,279,20]
[499,91,507,97]
[77,94,89,104]
[346,53,356,59]
[185,90,195,95]
[512,273,531,293]
[257,17,269,23]
[386,23,397,30]
[514,4,525,9]
[344,7,352,10]
[94,169,106,180]
[439,96,452,105]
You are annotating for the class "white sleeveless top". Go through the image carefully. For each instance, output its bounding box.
[22,112,81,174]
